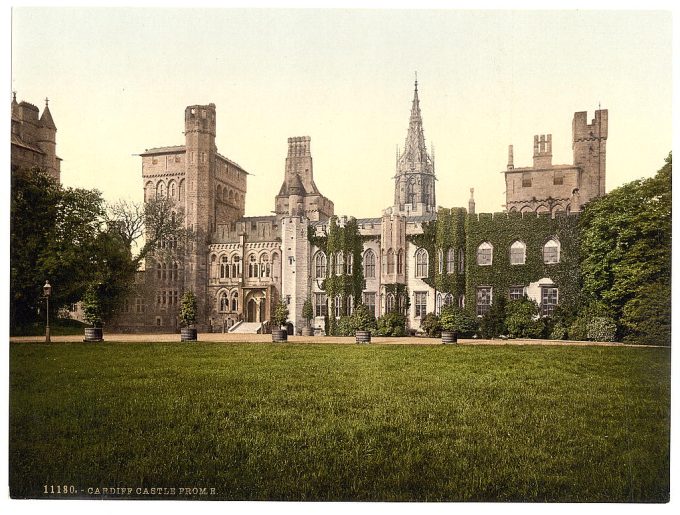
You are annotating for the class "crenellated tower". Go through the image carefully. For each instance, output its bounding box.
[393,78,436,217]
[572,109,608,202]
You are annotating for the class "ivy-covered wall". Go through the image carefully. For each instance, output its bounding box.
[408,208,466,296]
[465,211,581,309]
[308,216,365,334]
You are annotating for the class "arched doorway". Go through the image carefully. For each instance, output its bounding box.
[247,298,258,322]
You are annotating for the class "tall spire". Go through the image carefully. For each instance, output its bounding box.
[400,75,429,167]
[392,76,436,217]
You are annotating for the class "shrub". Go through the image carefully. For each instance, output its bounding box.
[420,312,442,337]
[335,316,355,336]
[376,312,406,337]
[587,316,617,342]
[440,306,478,337]
[550,323,568,340]
[272,299,289,328]
[505,298,542,339]
[179,290,198,328]
[351,303,377,333]
[479,294,507,338]
[81,283,104,328]
[302,298,314,327]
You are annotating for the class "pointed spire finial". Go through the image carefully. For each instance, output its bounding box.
[414,71,418,91]
[45,97,49,107]
[12,90,17,102]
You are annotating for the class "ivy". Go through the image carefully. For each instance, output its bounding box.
[308,216,365,335]
[408,208,467,296]
[465,211,581,310]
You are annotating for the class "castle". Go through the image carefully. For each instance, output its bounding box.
[11,93,61,182]
[14,84,606,334]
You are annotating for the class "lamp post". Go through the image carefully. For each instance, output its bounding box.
[43,280,51,343]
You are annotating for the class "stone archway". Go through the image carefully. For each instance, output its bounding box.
[244,289,267,323]
[247,298,258,322]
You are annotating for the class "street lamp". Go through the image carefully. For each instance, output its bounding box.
[43,280,51,343]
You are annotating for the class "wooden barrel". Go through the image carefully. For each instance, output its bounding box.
[301,327,313,337]
[83,327,103,342]
[272,329,288,342]
[355,330,371,344]
[181,328,198,342]
[441,331,458,344]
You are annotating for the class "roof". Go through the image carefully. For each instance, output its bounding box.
[11,134,45,154]
[40,105,56,129]
[503,164,578,174]
[138,146,249,174]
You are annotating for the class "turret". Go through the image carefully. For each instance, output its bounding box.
[572,109,608,201]
[533,134,552,168]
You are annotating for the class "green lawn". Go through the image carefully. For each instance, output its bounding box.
[9,342,670,502]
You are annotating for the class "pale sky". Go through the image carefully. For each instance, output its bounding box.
[10,7,673,218]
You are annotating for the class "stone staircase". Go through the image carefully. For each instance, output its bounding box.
[228,321,265,334]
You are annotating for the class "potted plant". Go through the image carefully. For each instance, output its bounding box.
[179,290,198,341]
[301,298,314,336]
[82,283,104,342]
[352,302,377,344]
[440,305,478,344]
[271,298,289,342]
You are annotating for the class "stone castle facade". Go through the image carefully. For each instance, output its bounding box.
[11,93,61,182]
[110,82,607,334]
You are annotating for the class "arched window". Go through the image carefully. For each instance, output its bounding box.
[335,295,342,318]
[346,253,353,275]
[543,239,560,264]
[161,262,167,280]
[314,252,326,279]
[386,293,395,313]
[510,241,526,265]
[231,291,239,312]
[458,247,465,273]
[397,249,404,275]
[172,262,179,281]
[232,255,241,278]
[178,179,185,201]
[335,252,344,275]
[156,262,161,279]
[436,293,443,315]
[144,181,154,202]
[438,249,443,274]
[169,181,176,198]
[220,256,230,278]
[387,249,395,274]
[156,181,166,198]
[477,242,493,266]
[219,291,229,312]
[447,248,455,274]
[415,248,428,278]
[444,293,454,307]
[248,254,259,278]
[364,250,376,278]
[260,254,270,278]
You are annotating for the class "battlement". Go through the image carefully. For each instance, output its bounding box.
[471,210,580,222]
[184,103,216,134]
[572,109,608,141]
[287,136,311,157]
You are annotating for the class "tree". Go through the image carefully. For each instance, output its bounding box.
[10,168,105,330]
[579,153,671,343]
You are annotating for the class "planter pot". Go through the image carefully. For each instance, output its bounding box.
[84,327,103,342]
[441,331,458,344]
[272,328,288,342]
[181,328,198,342]
[355,330,372,344]
[301,327,313,337]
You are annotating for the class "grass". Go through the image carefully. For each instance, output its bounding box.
[9,341,670,502]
